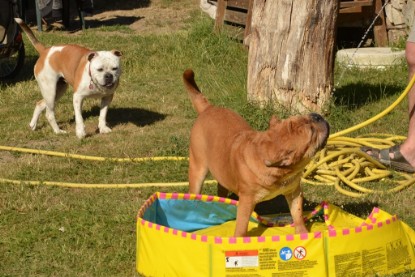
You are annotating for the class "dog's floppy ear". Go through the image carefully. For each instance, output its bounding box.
[87,52,98,62]
[111,50,122,57]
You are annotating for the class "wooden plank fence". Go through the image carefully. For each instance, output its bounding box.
[209,0,388,46]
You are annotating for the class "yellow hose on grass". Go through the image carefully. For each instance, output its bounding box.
[0,178,217,189]
[1,74,415,195]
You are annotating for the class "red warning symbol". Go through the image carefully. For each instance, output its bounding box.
[294,246,306,260]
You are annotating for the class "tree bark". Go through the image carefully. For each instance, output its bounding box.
[247,0,339,114]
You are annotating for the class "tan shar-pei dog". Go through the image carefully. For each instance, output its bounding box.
[183,69,330,237]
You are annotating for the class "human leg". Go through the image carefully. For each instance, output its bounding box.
[362,25,415,171]
[397,37,415,168]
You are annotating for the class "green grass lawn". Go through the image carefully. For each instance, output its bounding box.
[1,2,415,276]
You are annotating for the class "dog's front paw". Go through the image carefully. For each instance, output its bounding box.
[99,125,112,134]
[76,128,86,139]
[29,122,36,131]
[54,129,67,135]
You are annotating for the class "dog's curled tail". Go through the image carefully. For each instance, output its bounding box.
[14,18,46,54]
[183,69,210,114]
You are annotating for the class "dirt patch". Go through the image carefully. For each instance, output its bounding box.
[0,151,17,164]
[83,0,199,35]
[93,5,197,35]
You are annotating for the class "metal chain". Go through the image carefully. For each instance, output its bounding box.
[334,0,391,90]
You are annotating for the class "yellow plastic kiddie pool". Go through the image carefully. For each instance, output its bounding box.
[136,192,415,276]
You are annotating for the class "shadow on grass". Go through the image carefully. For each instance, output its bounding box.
[93,0,151,11]
[333,81,404,110]
[81,16,144,30]
[80,106,166,128]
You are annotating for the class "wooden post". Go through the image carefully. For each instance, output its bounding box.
[243,0,254,45]
[214,0,227,32]
[247,0,339,114]
[373,0,388,46]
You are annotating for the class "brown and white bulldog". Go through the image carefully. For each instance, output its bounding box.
[15,18,122,138]
[183,69,330,237]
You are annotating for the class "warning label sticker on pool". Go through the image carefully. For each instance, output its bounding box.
[225,250,259,268]
[224,245,323,276]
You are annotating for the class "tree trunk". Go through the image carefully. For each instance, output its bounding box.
[246,0,339,114]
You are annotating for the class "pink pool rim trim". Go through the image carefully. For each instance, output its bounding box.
[137,192,397,245]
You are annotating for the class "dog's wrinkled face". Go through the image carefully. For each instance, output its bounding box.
[265,113,330,168]
[88,50,122,89]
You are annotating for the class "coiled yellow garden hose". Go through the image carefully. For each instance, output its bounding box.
[302,72,415,197]
[1,74,415,196]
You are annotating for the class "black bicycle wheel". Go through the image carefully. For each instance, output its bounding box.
[0,41,25,80]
